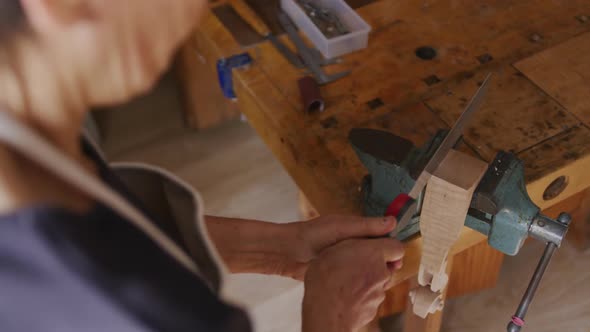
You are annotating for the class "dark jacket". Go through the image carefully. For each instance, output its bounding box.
[0,112,251,332]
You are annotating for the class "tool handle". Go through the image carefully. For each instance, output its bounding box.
[385,193,416,237]
[386,193,413,217]
[507,242,557,332]
[298,76,324,113]
[230,0,271,36]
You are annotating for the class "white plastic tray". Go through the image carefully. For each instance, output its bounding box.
[281,0,371,59]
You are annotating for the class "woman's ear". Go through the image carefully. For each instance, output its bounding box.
[19,0,94,30]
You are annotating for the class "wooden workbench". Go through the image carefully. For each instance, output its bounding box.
[177,0,590,329]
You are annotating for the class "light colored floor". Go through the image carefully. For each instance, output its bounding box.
[94,73,590,332]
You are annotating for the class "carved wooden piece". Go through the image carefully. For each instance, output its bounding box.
[404,256,454,332]
[412,150,487,317]
[410,287,445,318]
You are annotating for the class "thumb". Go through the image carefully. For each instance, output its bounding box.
[313,215,397,245]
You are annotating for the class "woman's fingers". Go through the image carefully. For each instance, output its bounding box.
[376,238,405,263]
[309,215,398,246]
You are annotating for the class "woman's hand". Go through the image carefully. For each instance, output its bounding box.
[205,215,399,280]
[302,238,405,332]
[281,215,399,280]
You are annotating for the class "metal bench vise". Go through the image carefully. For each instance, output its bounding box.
[349,128,571,331]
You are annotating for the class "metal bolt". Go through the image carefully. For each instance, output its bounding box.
[529,33,543,43]
[537,220,546,227]
[477,53,493,64]
[557,212,572,226]
[423,75,441,86]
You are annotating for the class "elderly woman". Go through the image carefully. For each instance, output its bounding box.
[0,1,405,331]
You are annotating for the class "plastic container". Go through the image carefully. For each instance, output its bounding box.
[281,0,371,59]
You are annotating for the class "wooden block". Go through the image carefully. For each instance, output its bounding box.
[417,150,488,292]
[515,32,590,128]
[410,150,487,321]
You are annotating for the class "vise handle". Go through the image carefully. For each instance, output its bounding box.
[507,212,571,332]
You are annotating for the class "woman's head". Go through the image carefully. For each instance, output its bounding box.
[0,0,207,108]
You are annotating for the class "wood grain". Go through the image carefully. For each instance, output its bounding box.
[515,32,590,127]
[425,68,579,162]
[418,150,488,293]
[411,151,487,321]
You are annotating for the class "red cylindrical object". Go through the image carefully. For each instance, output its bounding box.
[297,76,324,113]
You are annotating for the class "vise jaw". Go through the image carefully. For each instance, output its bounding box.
[349,128,568,256]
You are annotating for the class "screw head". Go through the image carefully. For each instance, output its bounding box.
[529,33,543,43]
[557,212,572,226]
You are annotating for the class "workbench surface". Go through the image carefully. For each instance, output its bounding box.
[183,0,590,319]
